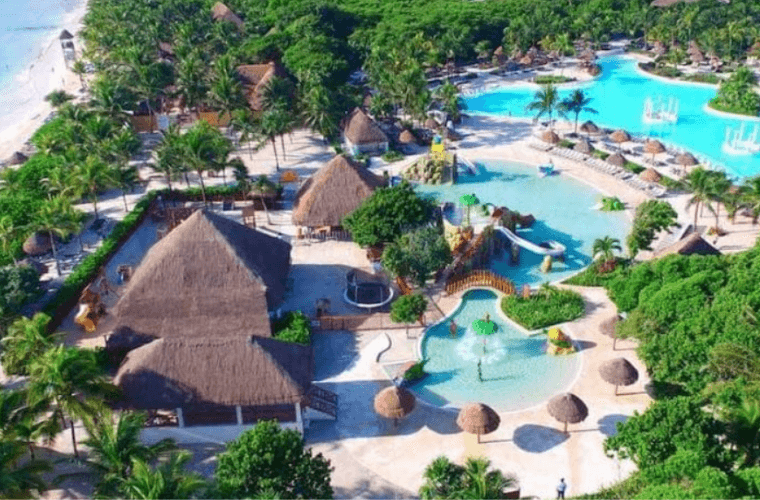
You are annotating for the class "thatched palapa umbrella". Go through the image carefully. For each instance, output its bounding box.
[609,130,631,151]
[580,120,600,135]
[399,129,417,145]
[374,385,416,427]
[607,152,626,168]
[599,315,620,350]
[425,118,440,130]
[640,168,662,183]
[547,393,588,434]
[599,358,639,395]
[457,403,500,443]
[676,152,698,167]
[541,130,560,144]
[644,140,666,162]
[22,232,51,256]
[690,49,705,65]
[574,139,593,154]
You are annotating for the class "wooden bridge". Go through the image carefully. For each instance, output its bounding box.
[444,269,516,296]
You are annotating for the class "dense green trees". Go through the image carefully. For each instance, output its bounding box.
[390,294,429,337]
[560,89,597,134]
[214,420,333,499]
[382,226,452,287]
[709,66,760,116]
[419,456,516,499]
[625,200,679,258]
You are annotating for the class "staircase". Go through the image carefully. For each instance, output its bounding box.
[306,385,338,420]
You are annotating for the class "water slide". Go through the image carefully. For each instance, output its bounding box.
[458,155,478,175]
[496,226,566,258]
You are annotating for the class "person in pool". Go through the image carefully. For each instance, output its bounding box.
[449,320,457,337]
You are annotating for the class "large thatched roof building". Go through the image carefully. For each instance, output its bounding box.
[211,2,244,29]
[292,155,383,228]
[342,107,389,155]
[109,209,291,341]
[236,61,288,112]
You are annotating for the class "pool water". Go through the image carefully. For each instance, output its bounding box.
[465,56,760,179]
[415,289,580,411]
[416,160,629,286]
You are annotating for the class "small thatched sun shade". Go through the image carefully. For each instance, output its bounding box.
[640,168,662,183]
[456,403,500,436]
[580,121,599,134]
[374,386,415,419]
[399,129,417,144]
[425,118,440,130]
[599,316,618,338]
[574,139,593,154]
[644,140,666,155]
[610,129,631,144]
[607,152,626,167]
[676,152,698,166]
[599,358,639,387]
[541,130,560,144]
[22,232,51,256]
[547,393,588,426]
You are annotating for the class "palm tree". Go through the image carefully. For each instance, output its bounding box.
[420,456,464,500]
[0,440,50,498]
[113,164,140,212]
[709,172,732,232]
[26,346,115,458]
[45,90,74,108]
[434,80,466,123]
[89,77,132,122]
[725,399,760,466]
[261,109,286,171]
[72,156,116,220]
[72,59,88,90]
[120,451,207,499]
[175,51,207,116]
[260,76,295,113]
[232,111,262,160]
[683,167,715,229]
[592,236,622,264]
[743,176,760,224]
[459,457,516,499]
[300,83,338,141]
[0,215,19,264]
[33,196,83,276]
[154,124,186,192]
[526,84,566,129]
[182,120,233,204]
[209,54,246,122]
[83,409,176,496]
[560,89,597,134]
[1,313,56,376]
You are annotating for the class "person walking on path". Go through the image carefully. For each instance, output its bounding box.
[557,478,567,499]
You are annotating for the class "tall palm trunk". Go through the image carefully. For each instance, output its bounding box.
[280,135,287,161]
[694,202,700,229]
[270,137,280,171]
[122,191,129,212]
[91,195,99,220]
[49,230,61,276]
[196,169,207,205]
[70,418,79,458]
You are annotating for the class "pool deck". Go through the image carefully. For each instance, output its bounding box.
[307,285,651,499]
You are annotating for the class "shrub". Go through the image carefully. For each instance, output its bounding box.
[709,66,760,117]
[534,75,574,85]
[558,139,575,149]
[593,150,609,160]
[600,196,624,211]
[623,160,644,174]
[501,287,585,329]
[272,311,311,345]
[403,359,428,381]
[382,149,404,162]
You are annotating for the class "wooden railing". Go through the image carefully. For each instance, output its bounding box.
[445,269,516,296]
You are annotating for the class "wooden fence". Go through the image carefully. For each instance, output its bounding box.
[445,269,516,296]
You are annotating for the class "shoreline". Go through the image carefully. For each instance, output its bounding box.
[0,0,88,161]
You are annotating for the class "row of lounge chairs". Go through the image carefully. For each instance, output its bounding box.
[532,143,667,198]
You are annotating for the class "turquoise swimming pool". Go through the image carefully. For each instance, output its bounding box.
[416,160,629,286]
[415,289,580,411]
[465,56,760,179]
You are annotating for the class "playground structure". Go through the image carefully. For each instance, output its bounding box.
[642,95,679,125]
[723,123,760,156]
[495,226,565,259]
[343,270,395,310]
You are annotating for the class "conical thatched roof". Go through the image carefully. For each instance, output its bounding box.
[114,336,312,409]
[655,232,721,257]
[541,130,560,144]
[610,129,631,144]
[644,140,666,155]
[599,358,639,387]
[59,30,74,40]
[425,118,440,130]
[292,155,383,227]
[494,46,504,56]
[110,209,291,340]
[236,62,288,111]
[374,386,416,419]
[456,403,500,436]
[676,152,698,166]
[547,393,588,425]
[690,49,705,64]
[519,55,534,66]
[599,316,618,338]
[574,139,593,154]
[580,121,600,134]
[211,2,244,29]
[607,152,626,167]
[9,152,28,165]
[688,40,701,54]
[399,129,417,144]
[640,167,662,183]
[22,232,51,256]
[343,108,388,145]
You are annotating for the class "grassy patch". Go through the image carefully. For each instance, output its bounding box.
[558,139,575,149]
[707,100,760,117]
[623,160,644,174]
[564,259,628,287]
[501,287,585,329]
[683,73,720,85]
[382,149,404,162]
[659,175,683,191]
[593,150,610,160]
[534,75,575,85]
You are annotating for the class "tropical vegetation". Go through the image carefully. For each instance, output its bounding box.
[709,66,760,117]
[500,284,585,330]
[419,456,517,499]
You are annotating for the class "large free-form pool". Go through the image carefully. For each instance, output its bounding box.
[465,56,760,179]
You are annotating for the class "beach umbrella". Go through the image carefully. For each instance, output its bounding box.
[599,315,620,350]
[457,403,500,443]
[541,130,560,144]
[472,318,497,336]
[640,167,662,183]
[22,232,52,256]
[644,140,667,161]
[579,49,596,63]
[425,118,440,130]
[690,49,705,65]
[547,393,588,434]
[676,152,698,167]
[607,152,626,168]
[399,129,417,144]
[580,120,600,135]
[610,130,631,151]
[460,193,479,227]
[599,358,639,395]
[574,139,593,154]
[687,40,701,55]
[519,55,534,66]
[374,385,416,427]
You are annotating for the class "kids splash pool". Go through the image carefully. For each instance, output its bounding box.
[413,289,581,411]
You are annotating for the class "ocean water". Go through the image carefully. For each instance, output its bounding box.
[465,56,760,180]
[0,0,81,109]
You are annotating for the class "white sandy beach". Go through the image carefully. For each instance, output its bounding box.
[0,0,88,161]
